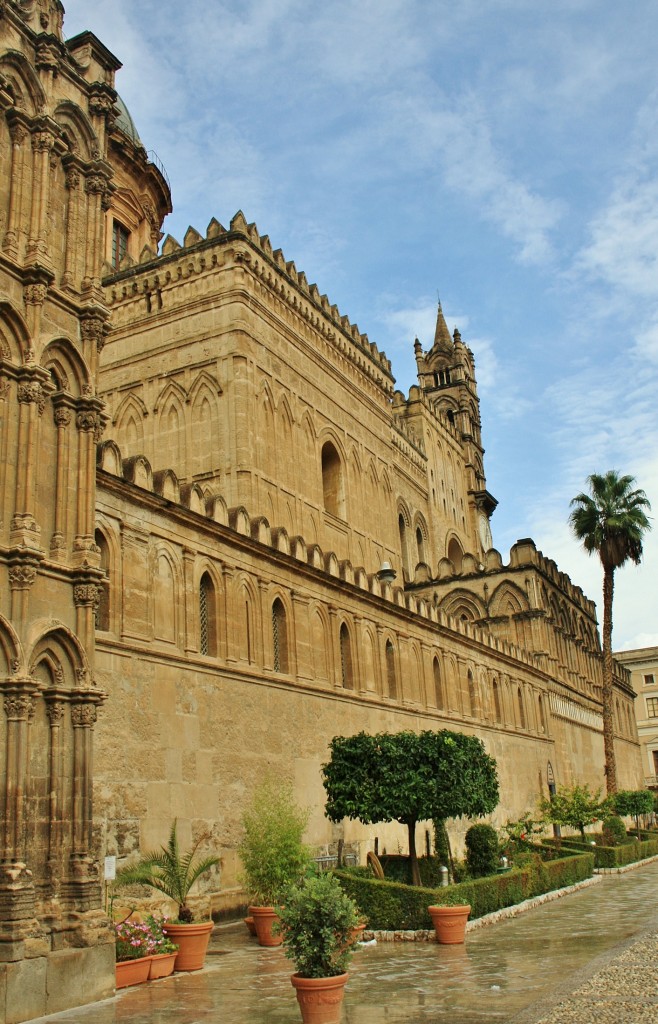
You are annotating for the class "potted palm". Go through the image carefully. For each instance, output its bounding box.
[277,872,360,1024]
[113,820,220,971]
[238,779,311,946]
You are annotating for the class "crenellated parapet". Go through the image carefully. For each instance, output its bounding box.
[102,210,395,398]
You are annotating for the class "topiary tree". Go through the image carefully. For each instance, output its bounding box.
[465,823,499,877]
[322,730,499,886]
[539,783,606,840]
[601,814,627,846]
[612,789,654,837]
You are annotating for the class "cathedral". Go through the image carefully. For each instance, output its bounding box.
[0,3,643,1021]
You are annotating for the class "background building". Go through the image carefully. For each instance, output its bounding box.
[0,3,643,1021]
[615,647,658,788]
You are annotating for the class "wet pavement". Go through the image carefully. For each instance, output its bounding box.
[34,860,658,1024]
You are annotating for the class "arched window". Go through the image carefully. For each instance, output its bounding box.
[339,623,354,690]
[467,670,477,716]
[386,640,397,699]
[416,526,426,566]
[517,687,526,730]
[433,657,444,710]
[199,573,217,657]
[95,529,110,631]
[447,537,463,573]
[322,441,345,518]
[537,694,547,734]
[272,598,289,673]
[493,679,502,724]
[399,513,410,579]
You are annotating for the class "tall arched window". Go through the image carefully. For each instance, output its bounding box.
[95,529,110,631]
[398,514,410,580]
[493,679,502,724]
[517,687,526,730]
[537,694,547,734]
[272,598,289,673]
[199,573,217,657]
[416,526,426,566]
[433,657,444,710]
[386,640,397,699]
[339,623,354,689]
[467,670,477,716]
[322,441,345,518]
[447,537,463,573]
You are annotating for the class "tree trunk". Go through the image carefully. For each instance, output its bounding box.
[601,565,618,795]
[407,821,421,886]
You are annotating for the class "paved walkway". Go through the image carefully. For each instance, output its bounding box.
[34,861,658,1024]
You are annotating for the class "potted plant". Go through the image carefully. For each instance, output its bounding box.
[146,915,179,979]
[277,872,360,1024]
[114,820,220,971]
[428,892,471,944]
[114,916,156,988]
[238,779,311,946]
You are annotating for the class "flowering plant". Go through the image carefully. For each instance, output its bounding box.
[145,915,178,954]
[114,917,157,962]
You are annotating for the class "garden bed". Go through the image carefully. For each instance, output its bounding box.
[542,835,658,868]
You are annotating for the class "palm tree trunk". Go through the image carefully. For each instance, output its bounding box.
[601,565,618,794]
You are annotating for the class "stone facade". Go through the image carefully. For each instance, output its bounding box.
[0,3,643,1021]
[615,647,658,789]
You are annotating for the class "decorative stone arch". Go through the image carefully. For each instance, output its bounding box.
[381,631,399,700]
[53,100,98,161]
[408,640,424,704]
[153,468,180,502]
[0,612,23,676]
[308,601,330,684]
[113,392,147,453]
[256,379,276,468]
[431,653,445,711]
[233,571,261,665]
[189,372,221,477]
[155,382,187,472]
[491,674,503,724]
[0,50,47,116]
[360,623,379,694]
[27,620,91,687]
[337,617,356,691]
[446,534,464,573]
[275,392,295,487]
[196,560,223,659]
[42,337,92,398]
[269,587,294,675]
[0,298,31,363]
[439,589,485,623]
[182,482,206,515]
[149,543,182,645]
[488,581,529,618]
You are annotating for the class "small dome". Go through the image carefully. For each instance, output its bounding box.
[114,94,142,146]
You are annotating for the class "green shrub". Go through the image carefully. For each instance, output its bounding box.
[433,820,452,868]
[238,779,311,906]
[333,850,593,929]
[542,835,658,868]
[601,815,627,846]
[465,823,500,878]
[277,873,360,978]
[378,855,446,888]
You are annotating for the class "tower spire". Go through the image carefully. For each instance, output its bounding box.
[433,299,453,353]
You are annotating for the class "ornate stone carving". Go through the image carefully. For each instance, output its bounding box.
[65,168,80,190]
[17,380,46,414]
[0,376,9,401]
[85,174,108,197]
[71,704,97,727]
[9,123,28,147]
[75,409,101,433]
[45,701,66,725]
[23,283,47,305]
[31,130,55,152]
[80,317,106,352]
[53,406,71,428]
[8,564,37,589]
[4,694,35,720]
[73,583,100,607]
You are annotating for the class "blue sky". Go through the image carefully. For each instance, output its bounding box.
[63,0,658,650]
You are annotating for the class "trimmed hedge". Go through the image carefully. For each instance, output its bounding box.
[376,855,446,888]
[543,836,658,868]
[333,850,593,929]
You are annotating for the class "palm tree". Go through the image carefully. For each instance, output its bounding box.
[569,471,651,794]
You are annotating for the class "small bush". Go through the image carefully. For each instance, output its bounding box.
[465,823,499,878]
[433,820,452,868]
[601,815,627,846]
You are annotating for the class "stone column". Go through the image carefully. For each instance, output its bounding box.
[11,375,47,549]
[26,127,55,266]
[45,698,66,883]
[61,167,81,290]
[182,546,196,654]
[83,174,109,292]
[50,402,72,557]
[73,583,101,666]
[73,404,103,561]
[68,698,103,909]
[2,120,28,258]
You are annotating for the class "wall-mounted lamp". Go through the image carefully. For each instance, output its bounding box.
[376,561,397,585]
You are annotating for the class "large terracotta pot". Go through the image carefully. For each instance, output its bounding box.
[428,904,471,944]
[148,951,178,979]
[115,955,151,989]
[249,905,282,947]
[163,920,214,970]
[291,972,348,1024]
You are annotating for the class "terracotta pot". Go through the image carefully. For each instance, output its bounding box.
[115,955,151,989]
[291,972,348,1024]
[148,951,178,979]
[163,920,214,970]
[428,904,471,944]
[249,905,282,947]
[244,915,257,936]
[349,923,366,944]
